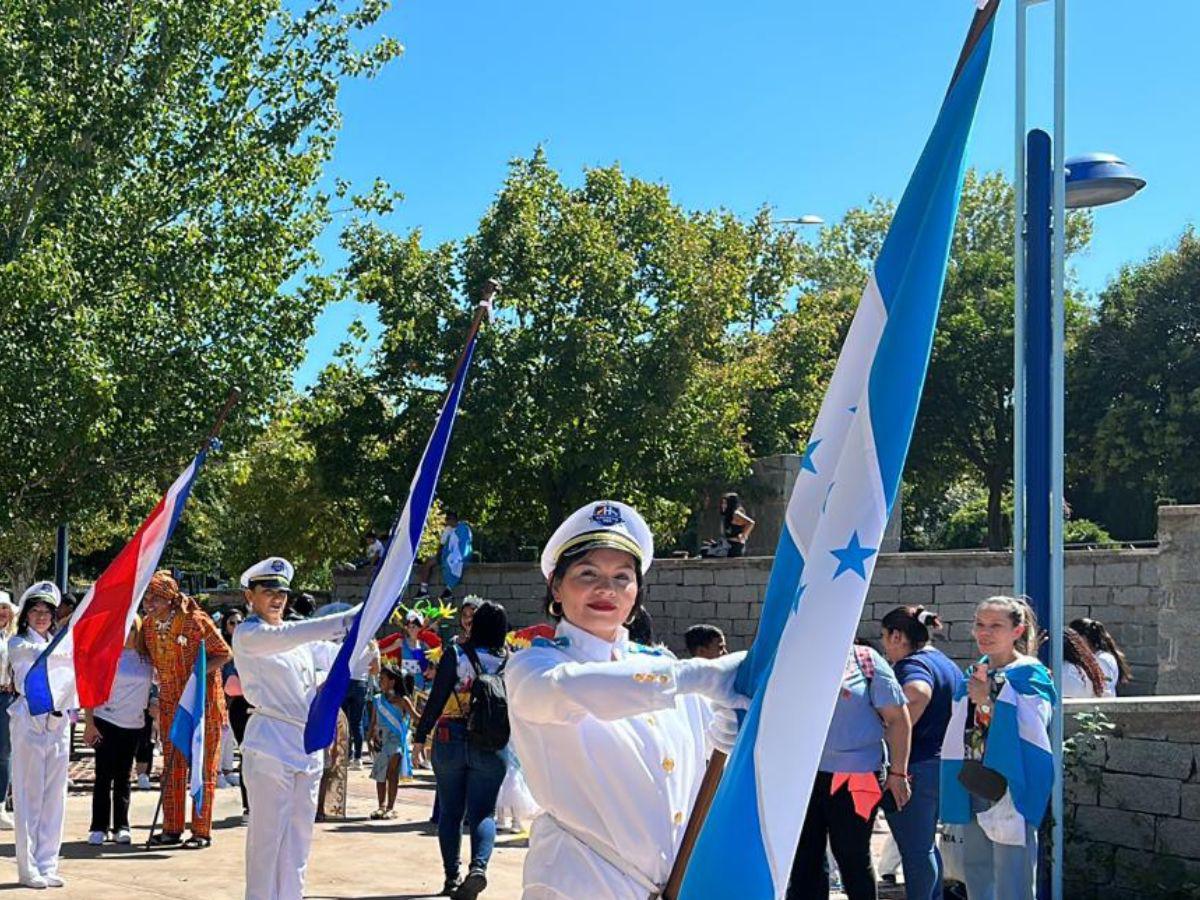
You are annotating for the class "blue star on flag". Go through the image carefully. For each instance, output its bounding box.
[830,531,877,580]
[800,439,822,474]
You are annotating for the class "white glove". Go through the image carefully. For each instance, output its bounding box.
[677,651,750,707]
[707,703,742,755]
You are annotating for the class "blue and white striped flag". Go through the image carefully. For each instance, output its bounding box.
[168,643,207,814]
[304,306,487,753]
[679,4,1000,896]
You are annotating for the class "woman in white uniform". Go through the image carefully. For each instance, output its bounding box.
[231,557,360,900]
[9,582,70,889]
[505,501,748,900]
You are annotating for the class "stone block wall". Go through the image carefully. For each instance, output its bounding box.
[1064,696,1200,899]
[334,539,1166,695]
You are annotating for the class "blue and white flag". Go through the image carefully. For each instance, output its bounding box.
[304,306,487,753]
[680,4,1000,896]
[168,642,207,814]
[941,659,1056,826]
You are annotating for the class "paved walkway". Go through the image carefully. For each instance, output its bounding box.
[1,753,906,898]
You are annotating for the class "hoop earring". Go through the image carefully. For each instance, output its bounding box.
[624,609,638,626]
[549,599,563,618]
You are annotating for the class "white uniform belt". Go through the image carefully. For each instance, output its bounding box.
[250,707,308,729]
[545,814,663,898]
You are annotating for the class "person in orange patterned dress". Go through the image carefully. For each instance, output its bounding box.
[142,571,231,848]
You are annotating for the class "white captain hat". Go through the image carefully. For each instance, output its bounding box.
[18,581,62,614]
[239,557,295,591]
[540,500,654,580]
[0,590,15,614]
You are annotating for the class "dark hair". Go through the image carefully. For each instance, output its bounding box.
[977,596,1039,656]
[401,671,416,699]
[685,624,726,654]
[627,607,655,645]
[881,605,942,649]
[466,600,508,653]
[17,600,57,637]
[289,593,315,619]
[1063,629,1106,697]
[222,610,244,639]
[445,510,459,522]
[544,550,645,622]
[380,665,404,686]
[721,492,743,528]
[1070,617,1132,685]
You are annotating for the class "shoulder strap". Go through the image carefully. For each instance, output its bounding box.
[854,645,876,682]
[461,642,484,678]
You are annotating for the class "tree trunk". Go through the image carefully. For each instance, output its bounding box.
[986,479,1005,551]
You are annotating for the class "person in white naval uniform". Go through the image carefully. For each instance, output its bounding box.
[231,557,360,900]
[8,582,70,889]
[505,501,748,900]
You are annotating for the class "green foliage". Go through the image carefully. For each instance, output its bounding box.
[0,0,402,586]
[1068,229,1200,539]
[342,149,818,553]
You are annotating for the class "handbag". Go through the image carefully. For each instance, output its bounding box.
[956,758,1008,802]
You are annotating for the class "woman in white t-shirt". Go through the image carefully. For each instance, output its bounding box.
[83,618,154,845]
[1069,618,1130,698]
[1060,630,1106,699]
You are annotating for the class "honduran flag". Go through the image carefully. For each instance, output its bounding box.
[304,305,487,753]
[169,643,208,813]
[679,3,1000,897]
[26,446,211,715]
[941,659,1056,827]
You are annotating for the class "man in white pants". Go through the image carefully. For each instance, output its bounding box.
[232,557,360,900]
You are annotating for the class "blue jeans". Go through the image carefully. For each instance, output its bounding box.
[962,795,1038,900]
[884,758,942,900]
[431,726,507,879]
[341,680,368,761]
[0,693,12,803]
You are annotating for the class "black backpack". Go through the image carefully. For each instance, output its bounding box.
[460,644,510,750]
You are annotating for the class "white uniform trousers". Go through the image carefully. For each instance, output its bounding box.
[243,747,322,900]
[11,720,69,882]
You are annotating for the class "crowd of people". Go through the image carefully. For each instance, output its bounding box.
[0,498,1131,899]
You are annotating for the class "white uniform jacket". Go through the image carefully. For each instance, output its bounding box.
[8,631,68,738]
[505,620,711,900]
[232,611,356,771]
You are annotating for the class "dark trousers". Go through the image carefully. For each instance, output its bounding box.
[431,726,507,879]
[90,717,141,832]
[788,771,879,900]
[228,695,252,813]
[134,711,154,768]
[342,680,368,761]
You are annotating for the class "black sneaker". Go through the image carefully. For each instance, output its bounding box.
[440,876,461,897]
[455,869,487,899]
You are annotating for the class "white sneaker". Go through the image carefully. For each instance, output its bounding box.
[20,875,48,889]
[216,774,229,789]
[115,828,132,844]
[0,808,13,829]
[241,812,250,826]
[137,773,152,790]
[87,830,108,846]
[43,874,65,888]
[510,819,526,833]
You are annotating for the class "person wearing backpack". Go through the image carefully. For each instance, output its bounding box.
[414,600,510,900]
[786,640,911,900]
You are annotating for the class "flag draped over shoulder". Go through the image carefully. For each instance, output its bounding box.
[304,309,486,753]
[169,643,208,813]
[679,4,1000,897]
[941,660,1056,826]
[25,447,210,715]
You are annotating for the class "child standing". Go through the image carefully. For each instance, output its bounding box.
[369,667,416,820]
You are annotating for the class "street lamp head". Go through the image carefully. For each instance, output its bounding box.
[1064,153,1146,209]
[772,214,825,227]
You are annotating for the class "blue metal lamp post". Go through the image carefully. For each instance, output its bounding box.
[1014,6,1146,899]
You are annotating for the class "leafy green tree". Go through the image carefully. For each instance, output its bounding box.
[790,171,1092,549]
[1068,229,1200,538]
[343,150,805,553]
[0,0,402,585]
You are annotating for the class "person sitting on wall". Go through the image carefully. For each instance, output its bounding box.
[699,492,756,558]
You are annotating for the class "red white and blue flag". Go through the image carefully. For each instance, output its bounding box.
[25,446,211,714]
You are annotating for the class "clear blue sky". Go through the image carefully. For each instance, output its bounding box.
[296,0,1197,387]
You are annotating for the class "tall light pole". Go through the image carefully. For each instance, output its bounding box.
[1014,4,1145,898]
